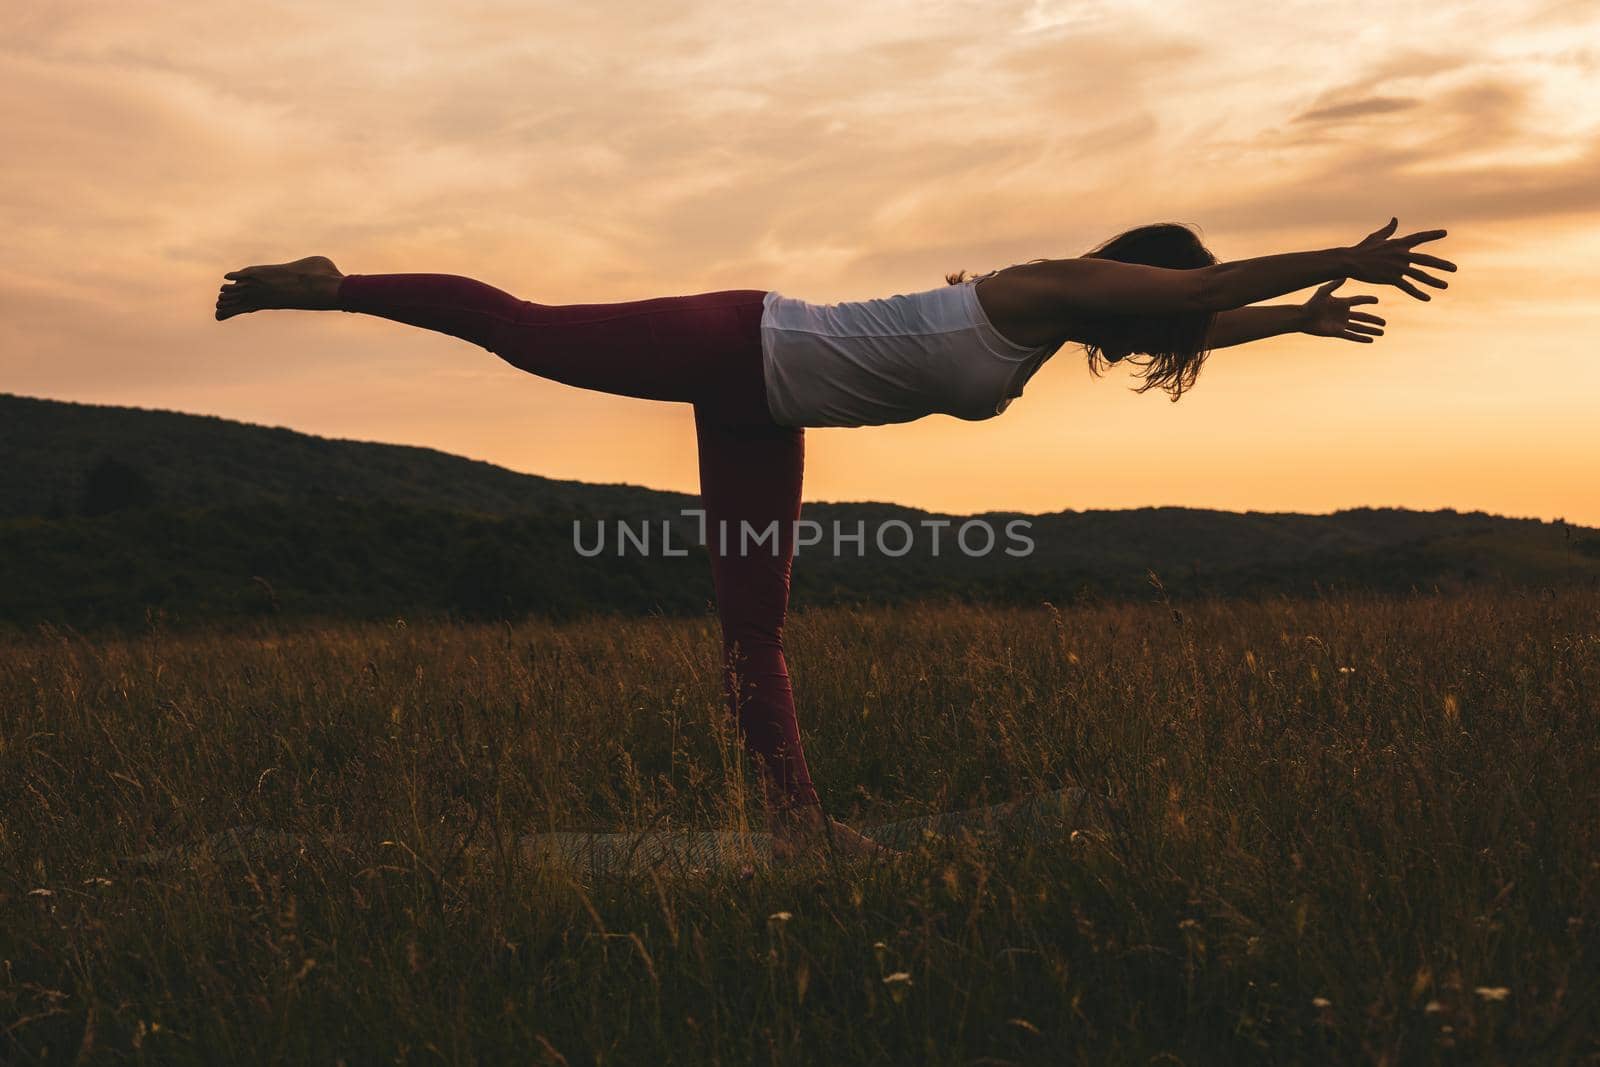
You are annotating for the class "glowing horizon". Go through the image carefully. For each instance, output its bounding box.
[4,0,1598,523]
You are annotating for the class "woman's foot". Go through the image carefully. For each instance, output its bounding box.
[215,255,345,321]
[769,802,905,866]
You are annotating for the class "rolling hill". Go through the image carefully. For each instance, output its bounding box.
[3,392,1596,633]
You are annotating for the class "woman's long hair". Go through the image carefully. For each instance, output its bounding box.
[947,222,1218,401]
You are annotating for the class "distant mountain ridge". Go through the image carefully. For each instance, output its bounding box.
[3,392,1596,633]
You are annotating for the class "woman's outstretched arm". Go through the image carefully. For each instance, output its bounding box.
[1206,279,1386,349]
[1205,305,1309,349]
[1026,217,1455,317]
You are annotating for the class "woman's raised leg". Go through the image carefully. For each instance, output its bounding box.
[335,273,772,407]
[216,258,770,413]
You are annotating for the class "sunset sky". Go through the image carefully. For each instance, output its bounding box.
[4,0,1598,523]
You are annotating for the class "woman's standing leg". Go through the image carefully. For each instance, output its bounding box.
[693,411,820,814]
[694,405,896,858]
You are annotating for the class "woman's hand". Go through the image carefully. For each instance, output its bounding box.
[1302,279,1387,343]
[1343,217,1456,300]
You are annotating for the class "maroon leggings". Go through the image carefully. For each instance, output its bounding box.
[336,274,818,811]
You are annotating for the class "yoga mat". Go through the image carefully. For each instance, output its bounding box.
[123,787,1105,878]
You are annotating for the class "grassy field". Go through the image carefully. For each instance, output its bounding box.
[2,589,1597,1065]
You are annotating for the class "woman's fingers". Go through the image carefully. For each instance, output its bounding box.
[1394,277,1430,300]
[1406,268,1449,289]
[1399,228,1447,245]
[1341,331,1376,343]
[1357,218,1398,246]
[1347,322,1384,336]
[1349,311,1386,325]
[1349,294,1380,305]
[1409,252,1457,271]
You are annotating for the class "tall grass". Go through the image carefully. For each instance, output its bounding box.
[2,589,1597,1064]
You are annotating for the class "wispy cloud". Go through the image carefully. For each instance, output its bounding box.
[1294,96,1420,123]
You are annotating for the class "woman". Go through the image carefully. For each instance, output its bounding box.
[214,217,1454,862]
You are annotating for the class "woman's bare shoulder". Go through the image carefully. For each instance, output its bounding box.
[971,260,1080,349]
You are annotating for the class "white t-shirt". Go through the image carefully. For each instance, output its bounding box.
[759,279,1056,428]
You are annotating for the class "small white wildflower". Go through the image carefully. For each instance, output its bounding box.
[1338,666,1355,675]
[1311,997,1332,1009]
[1424,1000,1445,1014]
[768,911,792,923]
[1474,986,1510,1002]
[883,971,912,985]
[27,888,53,897]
